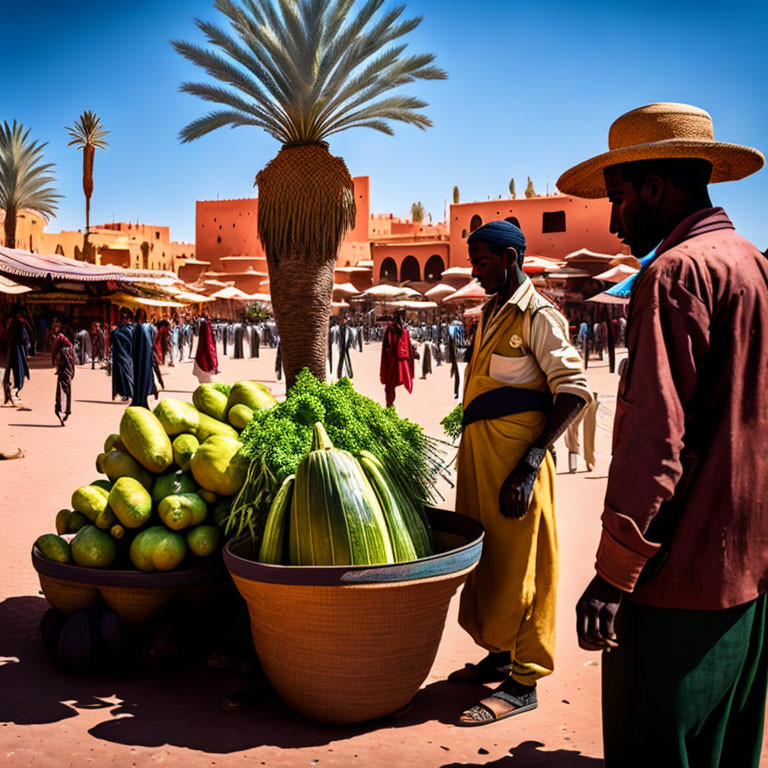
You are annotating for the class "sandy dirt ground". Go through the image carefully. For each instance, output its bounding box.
[1,342,765,767]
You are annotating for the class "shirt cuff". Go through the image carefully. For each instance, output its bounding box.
[595,508,662,593]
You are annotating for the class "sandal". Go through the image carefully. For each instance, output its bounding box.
[447,651,512,684]
[457,679,538,727]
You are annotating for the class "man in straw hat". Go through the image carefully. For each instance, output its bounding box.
[559,103,768,766]
[448,220,591,725]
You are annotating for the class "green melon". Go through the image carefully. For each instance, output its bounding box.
[109,477,153,529]
[101,450,154,490]
[196,412,239,442]
[186,525,221,557]
[192,384,229,422]
[36,534,71,564]
[71,525,117,568]
[157,493,207,530]
[154,398,201,436]
[119,407,173,474]
[172,434,199,472]
[225,381,277,413]
[129,527,187,572]
[151,470,197,505]
[190,436,248,496]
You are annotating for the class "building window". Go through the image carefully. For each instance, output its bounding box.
[217,236,222,244]
[461,229,468,238]
[469,214,483,232]
[155,231,160,239]
[505,216,521,229]
[542,211,566,233]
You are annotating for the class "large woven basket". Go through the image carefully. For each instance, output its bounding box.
[224,507,483,724]
[31,548,227,628]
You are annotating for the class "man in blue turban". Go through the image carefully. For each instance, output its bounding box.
[450,220,591,725]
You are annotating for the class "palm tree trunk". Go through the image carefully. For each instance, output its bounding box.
[4,205,16,248]
[268,254,335,386]
[82,145,95,263]
[83,145,94,232]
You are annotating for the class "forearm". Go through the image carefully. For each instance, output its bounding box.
[532,393,586,450]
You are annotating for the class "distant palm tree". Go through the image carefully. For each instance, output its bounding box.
[173,0,446,385]
[411,201,425,223]
[0,121,60,249]
[509,178,516,199]
[453,185,460,205]
[66,111,109,262]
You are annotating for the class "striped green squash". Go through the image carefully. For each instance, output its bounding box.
[258,475,294,564]
[289,423,394,566]
[358,452,418,563]
[359,451,433,559]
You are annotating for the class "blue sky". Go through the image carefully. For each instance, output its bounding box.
[4,0,767,247]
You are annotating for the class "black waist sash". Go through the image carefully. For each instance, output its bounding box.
[462,386,552,427]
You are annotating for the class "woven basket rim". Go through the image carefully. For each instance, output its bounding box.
[224,507,484,586]
[31,546,226,589]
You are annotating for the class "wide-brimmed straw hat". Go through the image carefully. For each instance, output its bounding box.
[557,102,764,198]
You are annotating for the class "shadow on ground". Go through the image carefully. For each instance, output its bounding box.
[0,595,531,755]
[442,742,603,766]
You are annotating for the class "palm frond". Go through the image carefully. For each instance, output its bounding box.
[174,0,446,146]
[66,110,109,149]
[178,110,279,143]
[0,121,61,220]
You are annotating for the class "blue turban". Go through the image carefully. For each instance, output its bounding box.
[467,220,526,265]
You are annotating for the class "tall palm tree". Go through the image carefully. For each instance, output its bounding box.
[0,121,60,249]
[173,0,445,385]
[66,111,109,262]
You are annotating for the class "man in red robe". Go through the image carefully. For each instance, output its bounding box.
[379,310,414,407]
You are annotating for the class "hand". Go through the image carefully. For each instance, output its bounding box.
[576,575,624,652]
[498,448,544,519]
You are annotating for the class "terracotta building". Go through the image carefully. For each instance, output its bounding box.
[370,194,627,285]
[1,210,194,273]
[195,176,372,293]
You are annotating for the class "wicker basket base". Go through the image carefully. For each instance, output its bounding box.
[231,565,473,724]
[38,574,100,614]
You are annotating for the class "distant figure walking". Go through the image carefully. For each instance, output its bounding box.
[380,310,414,407]
[2,306,33,405]
[131,309,157,408]
[52,329,77,425]
[111,309,134,401]
[193,314,219,383]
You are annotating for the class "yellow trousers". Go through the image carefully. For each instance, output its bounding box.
[456,412,558,686]
[564,396,598,467]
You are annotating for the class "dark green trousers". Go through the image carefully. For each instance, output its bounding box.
[602,593,768,768]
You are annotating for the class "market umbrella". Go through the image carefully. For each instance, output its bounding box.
[441,266,472,278]
[424,283,457,301]
[593,264,639,283]
[333,282,360,296]
[523,256,562,275]
[443,280,486,303]
[361,284,421,298]
[208,286,251,300]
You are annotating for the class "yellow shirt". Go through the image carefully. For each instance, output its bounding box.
[476,278,591,404]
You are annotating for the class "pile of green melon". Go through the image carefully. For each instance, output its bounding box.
[35,381,276,572]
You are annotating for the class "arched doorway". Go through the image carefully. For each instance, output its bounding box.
[469,214,483,232]
[505,216,521,229]
[424,254,445,283]
[400,255,420,282]
[380,257,397,281]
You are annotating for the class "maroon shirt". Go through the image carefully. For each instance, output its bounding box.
[595,208,768,610]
